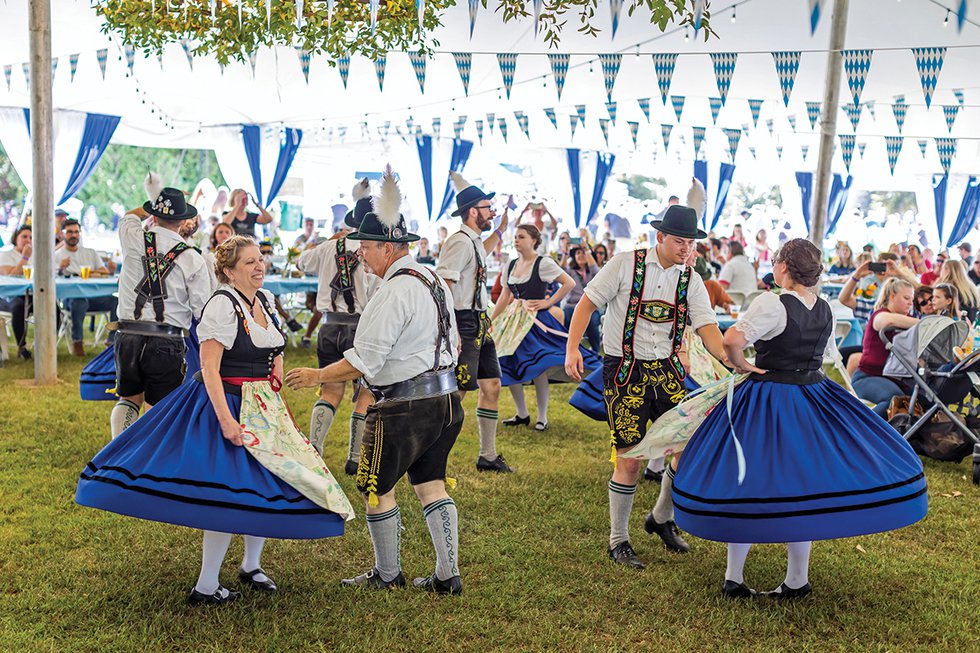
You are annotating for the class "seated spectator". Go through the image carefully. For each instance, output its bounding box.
[56,219,117,357]
[958,242,973,267]
[905,244,929,275]
[0,224,35,359]
[718,241,762,296]
[688,247,732,310]
[937,259,980,321]
[851,278,918,418]
[592,243,609,268]
[931,283,960,319]
[708,237,726,274]
[416,237,436,266]
[921,251,946,286]
[258,239,304,333]
[914,285,935,318]
[828,242,856,276]
[563,246,601,352]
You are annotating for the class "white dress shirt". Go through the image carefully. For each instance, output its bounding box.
[718,254,759,296]
[54,245,103,275]
[436,225,490,310]
[297,237,380,313]
[116,213,211,330]
[584,246,717,360]
[734,290,837,359]
[197,286,286,350]
[345,255,459,386]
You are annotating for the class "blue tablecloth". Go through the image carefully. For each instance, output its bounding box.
[716,316,864,349]
[0,276,320,300]
[821,282,845,299]
[261,276,318,295]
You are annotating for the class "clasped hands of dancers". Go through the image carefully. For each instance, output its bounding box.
[76,172,926,606]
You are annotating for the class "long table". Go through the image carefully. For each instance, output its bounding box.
[0,275,320,300]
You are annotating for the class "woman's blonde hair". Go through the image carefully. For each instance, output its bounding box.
[875,277,915,311]
[938,259,980,309]
[214,234,259,284]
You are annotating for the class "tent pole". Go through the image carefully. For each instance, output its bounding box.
[29,0,57,384]
[810,0,849,247]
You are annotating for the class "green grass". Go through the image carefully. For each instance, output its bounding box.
[1,346,977,652]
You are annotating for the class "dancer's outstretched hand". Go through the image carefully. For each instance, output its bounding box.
[732,361,766,375]
[284,367,321,390]
[220,419,245,446]
[565,349,584,382]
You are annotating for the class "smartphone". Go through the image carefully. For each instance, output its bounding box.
[868,262,887,273]
[570,237,583,245]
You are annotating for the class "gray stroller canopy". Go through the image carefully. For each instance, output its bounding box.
[882,315,969,378]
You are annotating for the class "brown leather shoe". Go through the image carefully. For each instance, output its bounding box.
[71,340,85,357]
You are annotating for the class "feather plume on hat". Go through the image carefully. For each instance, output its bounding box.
[686,177,707,221]
[144,171,164,201]
[449,170,472,193]
[352,177,370,201]
[372,165,403,230]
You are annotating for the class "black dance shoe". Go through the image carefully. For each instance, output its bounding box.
[643,468,664,483]
[534,421,548,431]
[608,541,646,570]
[286,318,304,333]
[502,415,530,427]
[187,586,241,606]
[476,454,513,473]
[763,582,813,600]
[340,567,406,590]
[643,513,691,553]
[413,574,463,596]
[17,347,31,360]
[344,460,358,476]
[238,567,278,592]
[721,580,757,598]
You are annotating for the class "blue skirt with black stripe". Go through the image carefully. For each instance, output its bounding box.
[499,311,600,386]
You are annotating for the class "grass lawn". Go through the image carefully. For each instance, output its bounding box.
[0,345,977,652]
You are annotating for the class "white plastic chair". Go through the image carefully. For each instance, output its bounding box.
[834,320,852,347]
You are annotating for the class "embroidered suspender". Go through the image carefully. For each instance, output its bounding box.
[134,231,191,323]
[391,267,454,371]
[468,235,487,310]
[330,236,359,314]
[210,289,286,341]
[668,267,691,379]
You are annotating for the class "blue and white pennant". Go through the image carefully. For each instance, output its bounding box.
[408,52,427,93]
[652,53,678,104]
[637,97,651,123]
[839,134,856,172]
[661,124,673,152]
[606,101,618,126]
[548,54,570,100]
[942,105,959,133]
[911,47,945,109]
[892,96,908,133]
[515,111,529,140]
[709,97,722,125]
[692,126,706,157]
[497,53,518,100]
[841,49,873,106]
[544,108,558,129]
[628,121,640,150]
[374,54,387,92]
[598,54,622,102]
[748,99,763,129]
[885,136,903,175]
[453,53,472,96]
[843,103,862,132]
[771,51,801,107]
[598,119,611,147]
[671,96,685,123]
[723,127,741,161]
[935,137,956,175]
[709,52,738,105]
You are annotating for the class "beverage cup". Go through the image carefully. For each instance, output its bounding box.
[22,266,32,280]
[80,265,91,279]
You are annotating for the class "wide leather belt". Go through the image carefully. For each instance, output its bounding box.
[322,312,360,326]
[116,319,187,339]
[748,369,825,385]
[369,367,458,403]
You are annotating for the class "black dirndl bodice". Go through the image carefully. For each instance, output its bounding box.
[507,257,549,300]
[207,289,287,378]
[753,294,832,384]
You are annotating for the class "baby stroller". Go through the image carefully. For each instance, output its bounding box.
[881,315,980,484]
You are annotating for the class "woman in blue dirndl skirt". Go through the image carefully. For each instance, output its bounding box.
[76,237,352,605]
[673,239,927,599]
[491,225,599,430]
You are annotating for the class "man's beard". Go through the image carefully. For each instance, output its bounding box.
[66,237,79,247]
[475,214,493,232]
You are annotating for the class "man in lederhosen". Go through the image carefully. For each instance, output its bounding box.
[111,187,212,439]
[435,172,510,473]
[287,166,465,594]
[296,178,381,474]
[565,206,728,569]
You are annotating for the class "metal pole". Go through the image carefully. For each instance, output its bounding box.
[809,0,849,247]
[29,0,57,384]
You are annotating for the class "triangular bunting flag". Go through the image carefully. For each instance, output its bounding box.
[598,118,610,147]
[374,55,387,92]
[468,0,479,38]
[180,39,194,70]
[911,47,945,108]
[453,52,472,96]
[694,0,706,33]
[748,99,763,129]
[918,139,928,158]
[296,47,311,83]
[515,111,529,139]
[497,53,517,100]
[475,119,484,144]
[661,124,673,152]
[843,103,862,132]
[765,118,774,136]
[575,104,586,123]
[249,50,258,77]
[610,0,624,39]
[21,63,29,89]
[776,145,784,160]
[408,52,426,94]
[839,133,856,172]
[857,142,867,159]
[652,53,678,104]
[569,114,580,139]
[605,101,618,126]
[337,57,350,89]
[771,51,801,107]
[628,121,640,150]
[3,65,10,91]
[598,53,622,102]
[498,117,508,143]
[709,52,738,105]
[124,44,135,76]
[544,108,557,129]
[369,0,379,32]
[96,48,108,80]
[723,128,741,161]
[532,0,543,36]
[954,88,965,105]
[936,137,956,175]
[805,101,821,130]
[957,0,968,32]
[547,53,570,100]
[671,95,685,123]
[709,97,722,125]
[841,49,873,106]
[801,145,810,160]
[486,112,495,132]
[51,57,58,82]
[69,54,79,82]
[865,100,876,120]
[808,0,824,34]
[692,126,706,157]
[749,146,757,160]
[637,97,651,123]
[417,0,425,32]
[942,104,959,132]
[892,96,908,133]
[788,115,797,132]
[432,117,442,139]
[884,137,902,175]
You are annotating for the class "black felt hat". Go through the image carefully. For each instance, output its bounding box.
[348,166,420,243]
[143,188,198,222]
[344,178,373,228]
[449,171,495,218]
[651,205,706,239]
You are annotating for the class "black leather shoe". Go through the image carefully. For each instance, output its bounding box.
[340,567,406,590]
[502,415,530,427]
[608,541,646,570]
[344,460,358,476]
[763,582,812,599]
[643,513,691,553]
[17,347,31,360]
[476,454,513,473]
[238,567,278,592]
[721,580,757,598]
[286,318,304,333]
[534,421,548,431]
[643,468,664,483]
[187,586,242,605]
[413,574,463,595]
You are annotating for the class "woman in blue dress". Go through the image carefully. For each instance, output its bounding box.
[673,239,927,599]
[76,236,352,605]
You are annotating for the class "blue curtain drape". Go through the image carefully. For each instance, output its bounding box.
[586,152,616,229]
[416,135,434,221]
[241,125,263,206]
[825,174,854,237]
[566,148,582,227]
[436,139,474,221]
[58,113,120,204]
[264,128,302,206]
[693,160,709,228]
[796,171,814,231]
[934,174,949,243]
[710,163,736,231]
[945,177,980,248]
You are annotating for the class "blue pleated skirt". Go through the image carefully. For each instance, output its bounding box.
[568,365,700,422]
[499,311,600,386]
[75,380,346,539]
[673,378,928,543]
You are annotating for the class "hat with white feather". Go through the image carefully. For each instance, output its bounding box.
[449,171,495,218]
[348,165,419,243]
[343,177,373,228]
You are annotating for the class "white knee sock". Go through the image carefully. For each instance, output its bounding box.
[651,465,676,523]
[785,541,812,589]
[532,375,550,425]
[195,530,233,596]
[646,457,666,474]
[110,399,140,439]
[608,480,636,548]
[348,412,367,463]
[475,407,498,459]
[508,385,529,419]
[725,543,752,584]
[242,535,269,583]
[309,400,336,455]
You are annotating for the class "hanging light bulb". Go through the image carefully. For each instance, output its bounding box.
[684,27,690,42]
[944,9,950,27]
[731,7,737,23]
